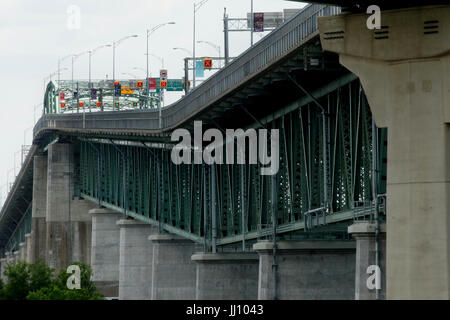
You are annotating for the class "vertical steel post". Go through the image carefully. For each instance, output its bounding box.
[372,119,380,300]
[224,8,230,66]
[250,0,254,46]
[271,173,278,300]
[241,165,246,251]
[211,164,217,254]
[184,58,190,94]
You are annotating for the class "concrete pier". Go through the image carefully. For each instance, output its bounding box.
[348,222,386,300]
[31,155,47,264]
[0,258,6,282]
[45,144,74,271]
[25,233,32,263]
[19,243,26,262]
[192,253,259,300]
[254,241,356,300]
[149,234,200,300]
[117,219,157,300]
[90,208,122,298]
[13,251,20,263]
[319,5,450,299]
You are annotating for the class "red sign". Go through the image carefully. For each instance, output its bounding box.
[160,80,167,88]
[137,81,143,88]
[254,13,264,32]
[203,58,212,69]
[59,92,65,100]
[149,78,157,92]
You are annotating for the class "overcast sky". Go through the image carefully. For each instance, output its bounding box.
[0,0,307,204]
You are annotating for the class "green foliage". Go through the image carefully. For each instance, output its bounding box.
[0,260,103,300]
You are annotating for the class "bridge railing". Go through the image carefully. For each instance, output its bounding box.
[35,4,340,136]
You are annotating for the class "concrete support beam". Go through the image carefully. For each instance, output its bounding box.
[31,155,47,264]
[0,258,6,282]
[348,222,386,300]
[149,234,201,300]
[70,199,97,265]
[25,233,32,264]
[117,219,157,300]
[254,241,356,300]
[13,251,19,263]
[90,208,122,298]
[192,253,259,300]
[45,144,74,272]
[19,243,26,262]
[319,5,450,299]
[5,252,14,265]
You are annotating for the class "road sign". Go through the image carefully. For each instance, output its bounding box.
[121,88,134,95]
[160,69,168,79]
[195,60,204,78]
[160,80,168,88]
[254,13,264,32]
[203,58,212,69]
[136,80,143,88]
[167,79,184,92]
[59,92,65,100]
[149,78,157,92]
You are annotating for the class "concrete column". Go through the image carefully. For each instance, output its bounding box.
[5,252,14,265]
[19,243,26,262]
[25,233,32,264]
[45,144,74,272]
[192,253,259,300]
[319,5,450,299]
[149,234,201,300]
[348,222,386,300]
[0,258,6,282]
[31,155,47,264]
[117,219,157,300]
[90,208,122,298]
[254,241,356,300]
[13,251,20,263]
[70,199,97,265]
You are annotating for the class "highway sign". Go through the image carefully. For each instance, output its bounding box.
[121,88,134,95]
[167,79,184,92]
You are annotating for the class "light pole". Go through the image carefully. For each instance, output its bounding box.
[149,53,164,69]
[122,72,138,79]
[112,35,138,85]
[58,55,72,87]
[71,51,89,91]
[197,40,221,67]
[193,0,210,89]
[146,22,175,108]
[173,47,193,55]
[149,53,165,121]
[251,0,254,46]
[133,67,148,77]
[88,44,111,111]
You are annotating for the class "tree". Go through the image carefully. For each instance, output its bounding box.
[0,260,103,300]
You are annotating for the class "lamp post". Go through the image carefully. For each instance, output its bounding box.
[122,72,138,79]
[88,44,111,111]
[146,22,175,108]
[173,47,193,55]
[193,0,210,89]
[112,35,138,85]
[58,55,72,87]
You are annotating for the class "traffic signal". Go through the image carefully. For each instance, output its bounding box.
[96,101,102,108]
[114,82,121,97]
[90,88,97,100]
[114,101,120,108]
[203,57,212,69]
[136,81,143,88]
[59,92,65,100]
[160,80,167,88]
[132,101,138,108]
[73,91,78,99]
[60,102,66,109]
[79,102,84,108]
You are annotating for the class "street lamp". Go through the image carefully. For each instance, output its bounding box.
[146,22,175,108]
[122,72,138,79]
[113,35,138,84]
[58,55,72,86]
[88,44,111,111]
[173,47,193,55]
[197,40,221,67]
[193,0,210,89]
[133,67,147,76]
[149,54,164,69]
[72,51,89,91]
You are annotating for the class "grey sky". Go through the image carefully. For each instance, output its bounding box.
[0,0,306,204]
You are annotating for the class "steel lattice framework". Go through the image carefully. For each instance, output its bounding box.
[77,79,387,247]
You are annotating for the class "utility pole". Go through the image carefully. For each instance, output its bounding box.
[224,8,230,66]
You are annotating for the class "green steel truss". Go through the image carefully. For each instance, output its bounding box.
[77,79,387,247]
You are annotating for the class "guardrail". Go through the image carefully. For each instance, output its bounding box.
[34,4,340,137]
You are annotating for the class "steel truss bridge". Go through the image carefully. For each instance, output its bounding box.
[0,3,387,254]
